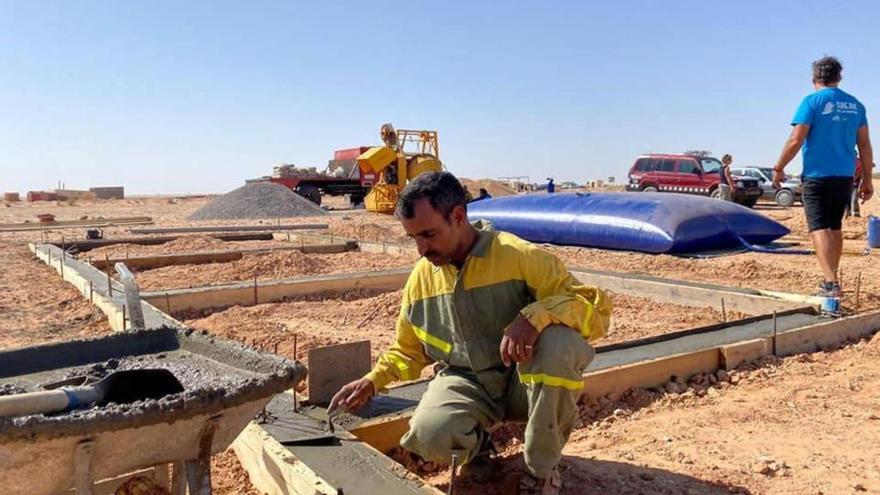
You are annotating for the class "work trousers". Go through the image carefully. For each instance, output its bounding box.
[400,325,594,478]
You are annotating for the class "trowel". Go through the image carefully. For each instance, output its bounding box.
[0,368,184,418]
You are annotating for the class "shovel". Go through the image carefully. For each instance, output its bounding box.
[0,368,184,418]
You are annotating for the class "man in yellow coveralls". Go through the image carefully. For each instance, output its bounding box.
[330,171,611,494]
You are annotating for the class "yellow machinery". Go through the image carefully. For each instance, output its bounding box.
[357,123,443,213]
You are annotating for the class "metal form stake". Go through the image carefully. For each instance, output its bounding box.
[105,254,113,296]
[165,292,172,314]
[292,332,299,412]
[855,271,862,311]
[122,304,127,330]
[115,262,145,330]
[88,281,93,303]
[253,275,258,305]
[74,440,95,495]
[448,454,459,495]
[772,311,778,356]
[721,298,727,322]
[170,461,187,495]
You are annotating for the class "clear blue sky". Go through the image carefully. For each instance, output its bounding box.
[2,1,878,194]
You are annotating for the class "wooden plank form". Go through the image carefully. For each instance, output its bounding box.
[130,224,328,235]
[140,269,412,315]
[0,216,152,233]
[86,243,357,271]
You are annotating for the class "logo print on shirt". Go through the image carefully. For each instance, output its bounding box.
[821,102,835,115]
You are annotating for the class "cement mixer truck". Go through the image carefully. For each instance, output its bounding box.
[355,123,444,213]
[268,123,443,213]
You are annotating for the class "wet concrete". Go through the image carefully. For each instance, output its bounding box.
[260,394,431,494]
[571,266,765,295]
[0,327,306,443]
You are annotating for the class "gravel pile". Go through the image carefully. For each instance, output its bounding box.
[188,181,326,220]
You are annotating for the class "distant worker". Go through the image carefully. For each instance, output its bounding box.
[846,157,864,218]
[472,187,492,202]
[546,178,556,193]
[772,56,874,298]
[329,172,611,494]
[718,154,736,201]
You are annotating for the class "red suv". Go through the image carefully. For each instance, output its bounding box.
[626,153,762,207]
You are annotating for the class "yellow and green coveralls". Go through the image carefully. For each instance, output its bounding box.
[365,229,612,479]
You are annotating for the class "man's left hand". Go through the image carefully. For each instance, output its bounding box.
[500,315,539,366]
[772,168,785,189]
[860,180,874,203]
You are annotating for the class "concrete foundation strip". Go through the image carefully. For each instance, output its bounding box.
[31,243,180,331]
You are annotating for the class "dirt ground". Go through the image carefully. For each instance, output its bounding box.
[1,183,879,494]
[0,242,110,349]
[415,333,880,495]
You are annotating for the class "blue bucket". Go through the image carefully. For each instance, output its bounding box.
[820,297,840,314]
[869,216,880,249]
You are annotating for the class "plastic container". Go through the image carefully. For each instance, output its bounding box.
[868,215,880,249]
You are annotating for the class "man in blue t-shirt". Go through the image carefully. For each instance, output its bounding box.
[773,56,874,297]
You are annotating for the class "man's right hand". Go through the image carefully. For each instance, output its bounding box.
[327,378,375,415]
[772,168,785,189]
[860,180,874,203]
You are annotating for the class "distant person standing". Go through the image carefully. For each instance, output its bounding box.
[772,56,874,297]
[846,158,863,218]
[546,178,556,193]
[718,154,736,201]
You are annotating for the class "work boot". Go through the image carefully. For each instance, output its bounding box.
[518,468,561,495]
[459,434,497,483]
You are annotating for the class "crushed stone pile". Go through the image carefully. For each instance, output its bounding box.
[188,181,326,220]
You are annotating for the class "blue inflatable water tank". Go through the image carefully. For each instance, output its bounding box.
[467,192,790,254]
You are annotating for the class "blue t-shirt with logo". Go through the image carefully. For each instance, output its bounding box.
[791,87,867,178]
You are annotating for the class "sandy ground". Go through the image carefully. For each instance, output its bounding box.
[1,183,879,494]
[0,242,110,349]
[414,333,880,495]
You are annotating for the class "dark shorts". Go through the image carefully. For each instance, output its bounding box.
[802,177,852,232]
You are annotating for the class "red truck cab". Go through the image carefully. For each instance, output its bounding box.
[626,153,762,207]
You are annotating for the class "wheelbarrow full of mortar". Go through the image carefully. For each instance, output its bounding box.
[0,327,307,495]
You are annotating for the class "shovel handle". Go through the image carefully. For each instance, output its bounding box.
[0,389,71,418]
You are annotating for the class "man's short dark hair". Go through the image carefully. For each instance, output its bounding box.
[812,56,843,85]
[395,171,467,219]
